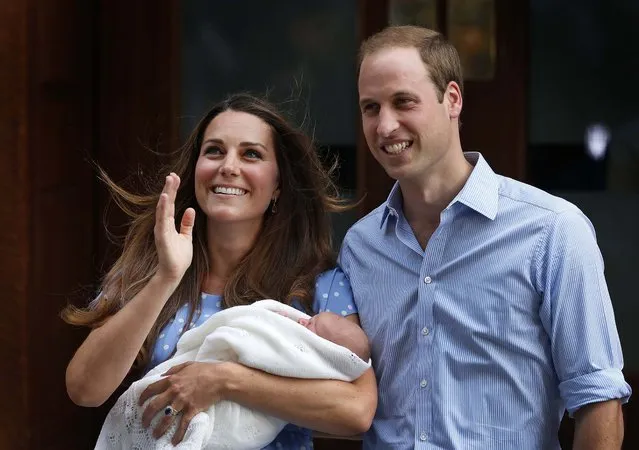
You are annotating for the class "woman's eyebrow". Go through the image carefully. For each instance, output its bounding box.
[239,141,266,150]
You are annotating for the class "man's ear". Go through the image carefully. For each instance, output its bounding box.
[446,81,463,119]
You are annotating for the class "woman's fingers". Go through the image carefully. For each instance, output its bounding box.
[139,377,169,406]
[141,389,171,428]
[179,208,196,238]
[160,172,171,195]
[155,174,174,234]
[152,397,186,440]
[166,173,179,220]
[153,172,192,281]
[162,361,193,377]
[155,193,168,233]
[172,411,197,446]
[156,173,180,230]
[152,414,175,439]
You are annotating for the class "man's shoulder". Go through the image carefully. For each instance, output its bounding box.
[497,175,581,216]
[342,203,387,244]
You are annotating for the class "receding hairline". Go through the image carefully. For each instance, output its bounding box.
[358,25,443,66]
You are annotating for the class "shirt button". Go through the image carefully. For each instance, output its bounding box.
[422,327,430,336]
[420,379,428,388]
[424,276,432,284]
[419,431,428,441]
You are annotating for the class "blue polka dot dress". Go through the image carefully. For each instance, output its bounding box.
[148,268,357,449]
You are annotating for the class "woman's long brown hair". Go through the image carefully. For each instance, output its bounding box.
[62,93,350,368]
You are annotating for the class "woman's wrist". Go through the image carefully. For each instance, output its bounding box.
[149,272,182,293]
[214,361,247,401]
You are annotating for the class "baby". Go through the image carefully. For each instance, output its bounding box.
[96,301,371,450]
[297,312,370,362]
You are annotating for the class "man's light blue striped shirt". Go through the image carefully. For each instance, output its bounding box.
[339,152,631,449]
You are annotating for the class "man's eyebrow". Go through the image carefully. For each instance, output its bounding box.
[359,97,375,108]
[393,91,418,98]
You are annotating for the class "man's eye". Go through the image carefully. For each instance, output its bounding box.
[362,104,379,115]
[396,98,414,106]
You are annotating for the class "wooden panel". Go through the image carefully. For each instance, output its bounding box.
[458,0,527,180]
[26,0,99,448]
[0,2,30,448]
[96,0,180,269]
[357,0,394,215]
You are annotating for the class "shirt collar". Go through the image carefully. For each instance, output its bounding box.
[380,182,403,227]
[380,152,499,227]
[452,152,499,220]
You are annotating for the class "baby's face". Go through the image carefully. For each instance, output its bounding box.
[297,316,319,334]
[297,312,340,336]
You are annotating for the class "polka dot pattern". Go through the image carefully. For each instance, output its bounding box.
[311,268,356,319]
[148,295,224,369]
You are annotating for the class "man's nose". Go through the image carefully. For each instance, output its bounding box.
[377,108,399,137]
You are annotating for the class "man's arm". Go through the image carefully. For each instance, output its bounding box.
[223,363,377,436]
[573,400,624,450]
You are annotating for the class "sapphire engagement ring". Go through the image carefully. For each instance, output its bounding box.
[164,405,180,417]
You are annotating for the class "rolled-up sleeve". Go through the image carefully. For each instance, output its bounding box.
[536,209,631,415]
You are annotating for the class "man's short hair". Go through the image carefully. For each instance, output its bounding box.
[358,25,464,102]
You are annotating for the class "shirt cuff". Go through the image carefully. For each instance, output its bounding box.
[559,368,632,416]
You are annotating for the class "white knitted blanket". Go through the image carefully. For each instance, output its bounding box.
[95,299,370,450]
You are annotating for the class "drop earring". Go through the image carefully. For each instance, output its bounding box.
[271,197,278,214]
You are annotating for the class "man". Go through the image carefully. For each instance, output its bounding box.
[338,25,631,449]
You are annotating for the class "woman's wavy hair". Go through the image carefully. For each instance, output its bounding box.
[62,93,349,368]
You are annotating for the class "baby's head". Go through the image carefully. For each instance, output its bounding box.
[298,312,371,362]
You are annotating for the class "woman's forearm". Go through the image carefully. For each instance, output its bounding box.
[222,363,377,435]
[66,274,179,407]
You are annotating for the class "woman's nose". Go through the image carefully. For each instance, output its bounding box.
[219,155,240,176]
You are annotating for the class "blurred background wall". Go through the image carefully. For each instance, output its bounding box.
[1,0,636,448]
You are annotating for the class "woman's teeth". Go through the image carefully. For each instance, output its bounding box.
[213,186,246,196]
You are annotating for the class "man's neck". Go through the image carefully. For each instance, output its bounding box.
[400,150,473,248]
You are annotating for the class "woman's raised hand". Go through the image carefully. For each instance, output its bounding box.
[154,173,196,283]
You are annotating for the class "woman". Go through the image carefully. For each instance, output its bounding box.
[64,93,377,448]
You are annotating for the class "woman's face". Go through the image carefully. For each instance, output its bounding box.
[194,110,280,227]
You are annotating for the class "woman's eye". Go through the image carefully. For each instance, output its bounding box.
[204,145,223,155]
[244,149,262,159]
